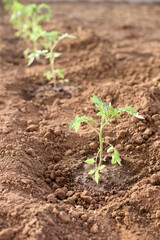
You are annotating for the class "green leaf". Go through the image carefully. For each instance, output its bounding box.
[98,165,106,171]
[85,158,95,164]
[74,122,80,133]
[88,169,95,175]
[95,171,100,184]
[107,146,114,153]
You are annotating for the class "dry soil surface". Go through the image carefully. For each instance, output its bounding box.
[0,1,160,240]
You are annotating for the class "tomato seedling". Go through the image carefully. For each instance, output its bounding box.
[27,31,76,89]
[10,3,51,55]
[70,95,144,184]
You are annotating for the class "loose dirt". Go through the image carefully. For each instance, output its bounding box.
[0,1,160,240]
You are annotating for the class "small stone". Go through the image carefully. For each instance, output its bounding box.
[0,228,14,240]
[54,188,67,199]
[47,193,56,203]
[90,224,99,233]
[59,211,70,223]
[26,125,38,132]
[79,150,85,155]
[125,144,132,151]
[143,128,152,136]
[117,130,127,139]
[132,134,144,144]
[54,128,61,136]
[115,144,123,151]
[104,136,115,144]
[89,142,98,150]
[152,114,159,121]
[65,149,72,156]
[50,170,55,180]
[25,148,36,157]
[150,173,160,185]
[156,210,160,219]
[81,195,92,203]
[53,155,61,162]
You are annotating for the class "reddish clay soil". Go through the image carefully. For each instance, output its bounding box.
[0,1,160,240]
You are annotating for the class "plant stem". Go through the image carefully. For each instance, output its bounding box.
[50,46,56,89]
[99,117,104,166]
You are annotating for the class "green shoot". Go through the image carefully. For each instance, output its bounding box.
[70,95,144,184]
[27,31,76,89]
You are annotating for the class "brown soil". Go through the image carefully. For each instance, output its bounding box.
[0,1,160,240]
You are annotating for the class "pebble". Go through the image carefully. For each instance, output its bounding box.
[79,150,85,155]
[65,149,73,156]
[54,128,61,136]
[47,193,56,203]
[58,211,70,223]
[152,114,159,121]
[115,144,123,151]
[150,174,160,185]
[25,148,36,157]
[90,224,99,233]
[117,130,127,139]
[132,134,144,144]
[143,128,152,136]
[26,125,38,132]
[53,155,61,162]
[104,136,115,144]
[89,142,98,150]
[0,228,14,240]
[54,188,67,200]
[50,170,55,180]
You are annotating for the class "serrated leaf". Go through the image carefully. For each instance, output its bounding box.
[95,171,100,184]
[85,158,95,164]
[88,169,95,175]
[98,165,106,171]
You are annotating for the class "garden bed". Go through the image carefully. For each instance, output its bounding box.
[0,1,160,240]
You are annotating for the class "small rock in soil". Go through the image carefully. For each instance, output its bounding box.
[26,124,38,132]
[47,193,56,203]
[89,142,98,150]
[115,144,123,151]
[54,187,67,199]
[65,149,73,156]
[132,134,144,144]
[0,228,14,240]
[58,211,70,223]
[50,170,55,180]
[54,128,61,136]
[25,148,36,157]
[150,173,160,185]
[152,114,159,121]
[117,130,127,139]
[143,128,152,136]
[90,223,99,233]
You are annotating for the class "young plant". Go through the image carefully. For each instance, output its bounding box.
[70,95,144,184]
[10,3,51,54]
[27,31,76,89]
[2,0,16,11]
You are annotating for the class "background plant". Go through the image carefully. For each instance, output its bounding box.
[10,3,51,55]
[27,31,76,89]
[70,95,144,184]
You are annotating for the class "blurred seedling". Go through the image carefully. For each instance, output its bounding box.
[27,31,76,89]
[70,95,144,184]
